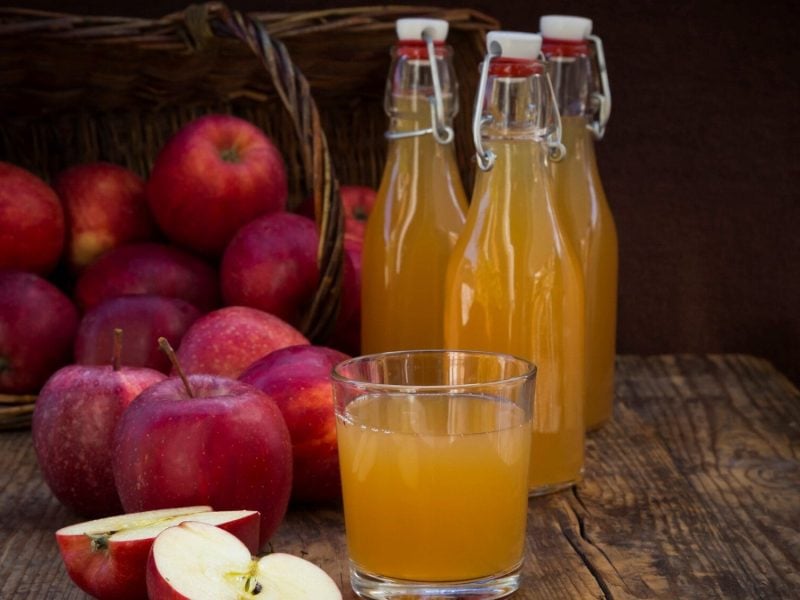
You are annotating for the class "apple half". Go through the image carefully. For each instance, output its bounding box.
[56,506,259,600]
[147,520,342,600]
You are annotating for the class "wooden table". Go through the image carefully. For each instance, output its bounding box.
[2,354,798,598]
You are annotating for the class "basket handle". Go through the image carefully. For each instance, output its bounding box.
[186,3,344,342]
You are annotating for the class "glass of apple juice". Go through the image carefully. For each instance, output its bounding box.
[332,349,535,599]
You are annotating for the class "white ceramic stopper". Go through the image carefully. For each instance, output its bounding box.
[396,18,449,42]
[539,15,593,40]
[486,31,542,60]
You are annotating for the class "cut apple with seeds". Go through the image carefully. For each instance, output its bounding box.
[147,520,342,600]
[56,506,260,600]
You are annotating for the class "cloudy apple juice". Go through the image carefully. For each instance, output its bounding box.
[336,392,531,582]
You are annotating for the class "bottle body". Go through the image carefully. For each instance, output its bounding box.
[444,140,585,493]
[361,47,468,354]
[543,27,619,430]
[552,115,618,429]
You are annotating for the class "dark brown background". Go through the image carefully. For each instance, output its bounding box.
[11,0,800,385]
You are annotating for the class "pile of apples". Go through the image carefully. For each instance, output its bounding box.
[0,114,376,598]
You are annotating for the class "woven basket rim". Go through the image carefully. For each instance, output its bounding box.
[0,4,499,43]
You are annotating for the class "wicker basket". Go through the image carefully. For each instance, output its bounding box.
[0,3,498,428]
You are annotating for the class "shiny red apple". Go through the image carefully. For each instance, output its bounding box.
[33,337,165,516]
[55,162,156,270]
[0,161,64,275]
[112,372,293,548]
[176,306,308,378]
[240,345,349,505]
[0,271,78,393]
[74,242,219,312]
[74,296,202,373]
[146,114,288,256]
[220,212,320,327]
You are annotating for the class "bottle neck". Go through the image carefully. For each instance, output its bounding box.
[479,58,559,143]
[385,41,458,128]
[542,40,592,119]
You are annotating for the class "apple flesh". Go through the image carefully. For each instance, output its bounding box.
[33,362,165,516]
[56,506,259,600]
[112,374,293,548]
[55,162,156,270]
[74,295,202,373]
[147,521,341,600]
[0,271,79,393]
[146,114,288,256]
[176,306,308,378]
[220,212,320,327]
[240,345,349,505]
[74,242,220,312]
[0,161,65,275]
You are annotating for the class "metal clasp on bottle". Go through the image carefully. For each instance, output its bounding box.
[588,34,612,140]
[473,41,500,171]
[385,30,454,145]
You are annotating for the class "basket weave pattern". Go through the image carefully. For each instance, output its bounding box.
[0,3,498,428]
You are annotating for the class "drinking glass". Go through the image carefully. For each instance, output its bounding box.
[332,349,535,599]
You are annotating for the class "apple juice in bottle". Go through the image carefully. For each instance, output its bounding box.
[443,31,586,495]
[361,18,468,353]
[541,16,618,431]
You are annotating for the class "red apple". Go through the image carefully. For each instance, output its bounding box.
[33,346,166,515]
[339,185,377,240]
[240,345,349,505]
[55,162,156,270]
[0,271,79,393]
[147,521,341,600]
[56,507,259,600]
[0,161,64,274]
[176,306,308,379]
[75,296,202,373]
[220,213,319,326]
[299,184,376,241]
[74,242,220,312]
[146,114,288,256]
[112,373,293,548]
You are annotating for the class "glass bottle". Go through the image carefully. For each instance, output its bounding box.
[361,18,468,353]
[541,15,618,431]
[444,31,586,495]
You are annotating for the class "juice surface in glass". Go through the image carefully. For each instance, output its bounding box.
[444,140,585,493]
[361,91,467,353]
[336,392,531,582]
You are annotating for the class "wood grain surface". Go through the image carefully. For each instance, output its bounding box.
[1,354,798,599]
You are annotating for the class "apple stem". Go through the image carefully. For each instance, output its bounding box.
[158,337,195,398]
[112,328,123,371]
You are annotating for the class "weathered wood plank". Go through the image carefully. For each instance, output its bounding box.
[0,355,798,599]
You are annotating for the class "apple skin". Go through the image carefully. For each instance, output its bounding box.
[0,161,65,275]
[56,507,259,600]
[299,184,376,241]
[112,374,293,548]
[146,114,288,256]
[176,306,309,379]
[221,212,319,327]
[240,345,349,505]
[74,242,220,312]
[339,185,377,240]
[32,364,166,516]
[74,296,202,373]
[0,271,79,393]
[55,162,156,271]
